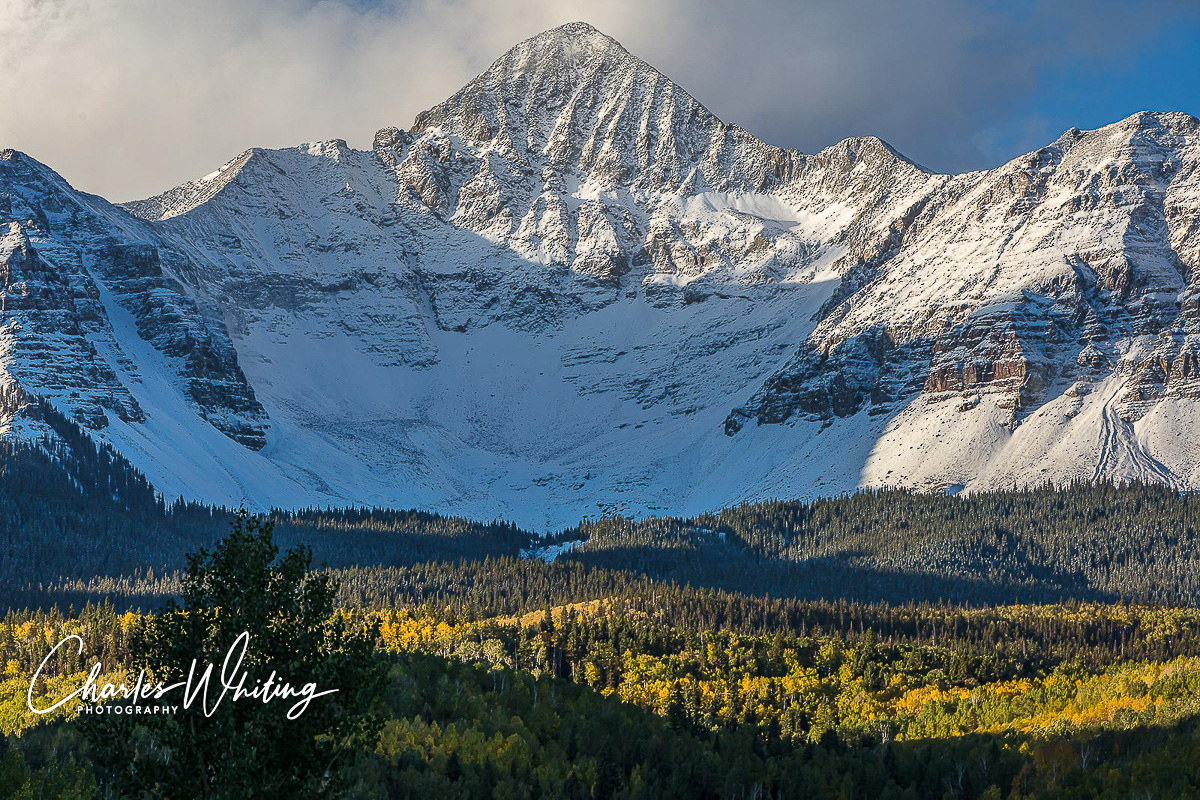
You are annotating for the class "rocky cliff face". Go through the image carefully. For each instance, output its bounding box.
[2,23,1199,527]
[730,112,1200,431]
[0,148,267,448]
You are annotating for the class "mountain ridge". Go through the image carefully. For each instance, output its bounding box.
[1,23,1198,528]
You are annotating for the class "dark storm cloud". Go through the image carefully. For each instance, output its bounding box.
[0,0,1195,199]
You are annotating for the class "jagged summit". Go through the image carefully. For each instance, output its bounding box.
[414,21,655,126]
[507,20,635,69]
[370,22,640,149]
[401,20,783,196]
[1114,109,1199,129]
[542,20,609,38]
[408,20,679,141]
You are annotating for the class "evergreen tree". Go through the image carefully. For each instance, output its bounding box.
[85,513,387,798]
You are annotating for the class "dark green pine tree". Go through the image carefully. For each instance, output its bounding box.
[84,512,388,798]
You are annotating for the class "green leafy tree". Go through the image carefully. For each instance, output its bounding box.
[86,512,386,798]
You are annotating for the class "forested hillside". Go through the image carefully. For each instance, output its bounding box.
[6,593,1200,797]
[6,404,1200,609]
[0,398,531,608]
[554,484,1200,604]
[5,421,1200,798]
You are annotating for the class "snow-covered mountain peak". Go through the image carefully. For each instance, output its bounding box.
[403,21,785,196]
[1114,109,1199,132]
[125,148,259,221]
[507,21,633,71]
[819,135,926,169]
[820,135,931,177]
[407,21,645,141]
[6,26,1200,527]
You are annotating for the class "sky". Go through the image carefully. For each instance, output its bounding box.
[1,0,1197,201]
